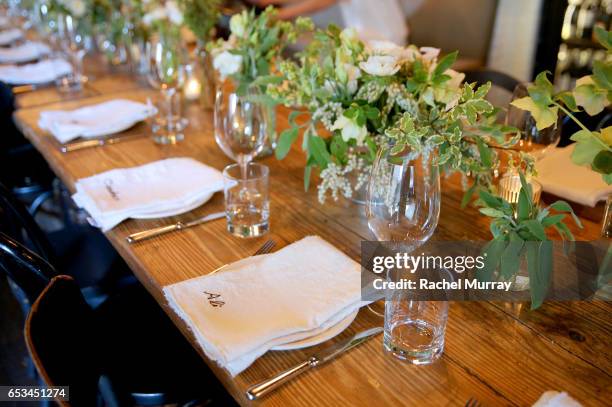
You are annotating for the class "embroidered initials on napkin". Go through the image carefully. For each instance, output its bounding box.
[204,291,225,307]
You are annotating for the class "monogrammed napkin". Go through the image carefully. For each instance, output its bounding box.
[0,58,71,85]
[72,158,225,231]
[0,41,50,64]
[39,99,157,144]
[533,391,582,407]
[536,145,612,207]
[163,236,367,376]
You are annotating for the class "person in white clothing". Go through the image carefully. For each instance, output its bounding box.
[247,0,424,45]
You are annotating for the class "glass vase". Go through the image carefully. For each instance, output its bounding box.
[194,44,216,110]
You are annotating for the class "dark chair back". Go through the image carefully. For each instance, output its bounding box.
[463,69,520,92]
[0,181,56,264]
[25,275,100,407]
[0,232,53,302]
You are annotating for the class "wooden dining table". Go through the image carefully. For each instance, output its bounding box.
[11,67,611,406]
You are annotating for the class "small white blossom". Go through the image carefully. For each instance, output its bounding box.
[420,47,440,62]
[330,115,368,145]
[166,1,183,25]
[213,50,242,81]
[229,11,247,38]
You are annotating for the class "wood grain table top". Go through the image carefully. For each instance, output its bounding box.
[12,75,611,407]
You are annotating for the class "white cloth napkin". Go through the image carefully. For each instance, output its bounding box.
[0,41,50,64]
[39,99,156,144]
[164,236,367,376]
[535,145,612,207]
[0,28,23,46]
[72,158,225,231]
[533,391,582,407]
[0,58,71,85]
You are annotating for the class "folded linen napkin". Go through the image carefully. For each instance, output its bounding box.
[0,41,50,64]
[72,158,225,231]
[535,145,612,207]
[533,391,582,407]
[0,58,71,85]
[164,236,367,376]
[39,99,156,144]
[0,28,23,46]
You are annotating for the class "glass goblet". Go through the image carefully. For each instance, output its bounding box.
[214,82,267,179]
[149,34,188,144]
[365,143,441,317]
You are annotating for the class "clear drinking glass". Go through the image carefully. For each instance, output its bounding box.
[149,33,188,144]
[56,14,88,92]
[384,294,448,364]
[506,83,563,160]
[223,163,270,238]
[214,81,268,178]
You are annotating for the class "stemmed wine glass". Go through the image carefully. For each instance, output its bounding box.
[365,143,441,316]
[214,83,267,179]
[149,34,188,144]
[56,14,89,92]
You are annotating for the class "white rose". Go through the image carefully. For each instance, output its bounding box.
[229,12,247,38]
[368,40,412,62]
[331,115,368,146]
[359,55,401,76]
[213,50,242,81]
[165,1,183,25]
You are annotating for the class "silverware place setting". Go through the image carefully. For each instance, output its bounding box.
[246,327,383,400]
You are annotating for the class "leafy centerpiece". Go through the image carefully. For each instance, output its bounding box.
[269,25,523,203]
[209,6,313,151]
[209,6,313,94]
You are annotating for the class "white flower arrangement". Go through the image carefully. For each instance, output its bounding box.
[270,25,519,204]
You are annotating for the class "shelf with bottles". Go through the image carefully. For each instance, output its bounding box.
[561,0,611,43]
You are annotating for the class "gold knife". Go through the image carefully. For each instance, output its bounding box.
[60,133,148,153]
[246,327,383,400]
[126,211,226,244]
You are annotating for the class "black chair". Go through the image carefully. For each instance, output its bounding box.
[0,181,134,307]
[0,81,55,212]
[2,234,233,406]
[463,69,520,92]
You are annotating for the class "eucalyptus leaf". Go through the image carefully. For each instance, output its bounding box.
[276,127,299,160]
[478,239,506,282]
[500,235,524,280]
[524,219,547,241]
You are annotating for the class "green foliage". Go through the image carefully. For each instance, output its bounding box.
[179,0,221,42]
[210,7,313,94]
[511,28,612,184]
[478,173,582,309]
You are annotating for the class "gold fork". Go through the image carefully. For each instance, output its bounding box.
[208,239,276,275]
[465,397,481,407]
